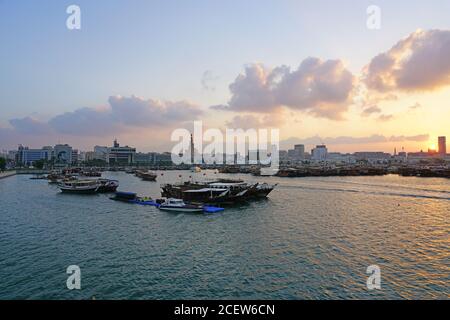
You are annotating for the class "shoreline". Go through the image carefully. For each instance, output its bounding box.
[0,171,16,180]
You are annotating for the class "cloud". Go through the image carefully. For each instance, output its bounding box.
[409,102,422,110]
[361,105,382,117]
[9,117,52,135]
[377,114,394,122]
[201,70,219,91]
[49,107,117,136]
[213,57,355,120]
[364,29,450,92]
[48,95,203,136]
[108,96,203,126]
[225,113,285,130]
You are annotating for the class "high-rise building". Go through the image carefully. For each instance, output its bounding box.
[294,144,305,160]
[311,145,328,161]
[438,136,446,155]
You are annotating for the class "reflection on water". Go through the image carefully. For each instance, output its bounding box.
[0,172,448,299]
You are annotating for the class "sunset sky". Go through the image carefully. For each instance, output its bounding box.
[1,0,450,153]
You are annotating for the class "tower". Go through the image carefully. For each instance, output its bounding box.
[190,133,194,164]
[438,136,446,155]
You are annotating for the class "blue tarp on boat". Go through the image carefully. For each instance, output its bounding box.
[203,206,225,213]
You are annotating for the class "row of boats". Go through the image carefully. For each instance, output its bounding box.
[58,179,119,194]
[35,169,277,212]
[110,192,224,213]
[161,179,276,205]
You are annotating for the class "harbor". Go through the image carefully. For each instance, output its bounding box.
[0,170,449,299]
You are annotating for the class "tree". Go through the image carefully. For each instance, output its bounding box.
[33,159,45,169]
[0,157,5,171]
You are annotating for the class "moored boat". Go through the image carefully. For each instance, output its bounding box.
[58,180,100,194]
[158,198,204,213]
[97,179,119,193]
[136,170,157,181]
[110,191,137,202]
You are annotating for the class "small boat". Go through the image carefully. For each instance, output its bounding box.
[58,180,100,194]
[110,191,137,202]
[158,198,204,213]
[30,174,47,180]
[97,179,119,193]
[136,170,157,181]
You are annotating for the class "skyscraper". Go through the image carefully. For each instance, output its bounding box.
[438,136,446,155]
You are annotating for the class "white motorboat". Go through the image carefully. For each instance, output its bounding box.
[158,198,204,213]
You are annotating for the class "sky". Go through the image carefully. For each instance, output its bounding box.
[1,0,450,153]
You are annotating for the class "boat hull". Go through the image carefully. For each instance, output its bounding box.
[159,205,204,213]
[59,187,99,194]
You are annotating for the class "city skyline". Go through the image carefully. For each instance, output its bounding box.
[1,1,450,153]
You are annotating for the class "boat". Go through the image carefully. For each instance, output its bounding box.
[96,179,119,193]
[110,191,137,202]
[58,180,100,194]
[30,174,47,180]
[135,170,157,181]
[161,179,276,204]
[82,171,102,177]
[158,198,204,213]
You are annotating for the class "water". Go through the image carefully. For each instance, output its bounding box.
[0,171,449,299]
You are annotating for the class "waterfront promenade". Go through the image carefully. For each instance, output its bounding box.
[0,171,16,180]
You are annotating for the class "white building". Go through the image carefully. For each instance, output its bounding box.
[107,140,136,165]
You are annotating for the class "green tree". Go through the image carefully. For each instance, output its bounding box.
[33,159,45,169]
[0,157,6,171]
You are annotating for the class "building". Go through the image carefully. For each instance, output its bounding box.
[154,152,173,166]
[311,145,328,161]
[54,144,73,165]
[107,139,136,165]
[294,144,305,160]
[134,152,157,165]
[71,149,79,165]
[287,144,305,162]
[353,152,391,161]
[327,152,355,163]
[17,145,52,166]
[438,136,446,155]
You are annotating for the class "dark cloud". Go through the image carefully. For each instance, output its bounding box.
[9,117,52,135]
[361,105,382,117]
[364,29,450,92]
[108,96,203,127]
[48,95,204,136]
[213,58,355,120]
